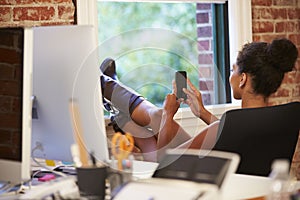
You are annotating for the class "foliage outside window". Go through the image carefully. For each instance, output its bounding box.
[98,2,199,107]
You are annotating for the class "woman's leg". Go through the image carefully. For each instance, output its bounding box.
[100,59,161,161]
[121,119,158,162]
[100,58,162,135]
[100,58,195,161]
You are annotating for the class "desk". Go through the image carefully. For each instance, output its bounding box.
[222,174,273,199]
[131,161,275,199]
[119,161,299,199]
[2,161,298,200]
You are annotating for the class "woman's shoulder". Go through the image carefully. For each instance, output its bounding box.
[221,101,299,121]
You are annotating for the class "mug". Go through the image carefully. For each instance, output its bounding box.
[76,166,122,200]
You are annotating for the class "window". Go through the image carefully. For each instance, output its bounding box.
[76,0,252,107]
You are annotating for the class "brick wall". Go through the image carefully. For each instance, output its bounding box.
[251,0,300,179]
[196,3,214,105]
[0,28,23,160]
[0,0,75,27]
[0,1,75,159]
[252,0,300,105]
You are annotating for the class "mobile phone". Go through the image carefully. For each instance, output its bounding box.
[175,71,187,100]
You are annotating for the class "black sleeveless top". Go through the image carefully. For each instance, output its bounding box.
[213,102,300,176]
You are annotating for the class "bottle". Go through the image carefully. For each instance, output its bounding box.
[267,159,295,200]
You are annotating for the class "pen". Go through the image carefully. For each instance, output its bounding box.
[69,99,89,167]
[89,151,97,167]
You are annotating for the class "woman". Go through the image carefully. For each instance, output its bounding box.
[101,38,298,161]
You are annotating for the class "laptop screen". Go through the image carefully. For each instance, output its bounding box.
[152,149,240,189]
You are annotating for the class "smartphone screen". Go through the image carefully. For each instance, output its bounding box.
[175,71,187,100]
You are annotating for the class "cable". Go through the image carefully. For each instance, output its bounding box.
[31,143,67,179]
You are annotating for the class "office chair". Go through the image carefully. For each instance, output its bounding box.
[213,101,300,176]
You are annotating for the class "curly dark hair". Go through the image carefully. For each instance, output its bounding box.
[236,38,298,98]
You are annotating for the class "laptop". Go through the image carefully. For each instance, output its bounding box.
[114,149,240,200]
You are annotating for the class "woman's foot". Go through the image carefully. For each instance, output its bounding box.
[100,58,118,81]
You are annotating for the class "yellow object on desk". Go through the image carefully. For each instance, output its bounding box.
[111,132,134,170]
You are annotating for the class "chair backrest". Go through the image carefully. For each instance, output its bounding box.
[213,102,300,176]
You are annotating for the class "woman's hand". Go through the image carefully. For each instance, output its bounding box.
[183,79,218,124]
[183,78,205,118]
[163,93,180,117]
[163,80,181,117]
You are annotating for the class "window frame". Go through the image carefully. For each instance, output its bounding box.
[76,0,252,107]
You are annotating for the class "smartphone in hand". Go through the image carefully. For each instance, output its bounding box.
[175,71,187,100]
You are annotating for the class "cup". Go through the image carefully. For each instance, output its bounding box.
[76,166,122,200]
[108,167,132,194]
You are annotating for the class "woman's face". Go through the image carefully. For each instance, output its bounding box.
[229,64,242,99]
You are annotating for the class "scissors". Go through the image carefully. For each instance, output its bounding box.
[111,132,134,170]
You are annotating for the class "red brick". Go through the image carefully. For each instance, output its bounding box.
[261,34,287,42]
[197,26,212,37]
[252,35,261,42]
[287,8,300,19]
[286,21,298,33]
[0,146,19,160]
[272,87,291,97]
[0,129,11,143]
[0,96,12,112]
[251,0,272,6]
[289,34,300,46]
[196,3,211,10]
[13,6,55,21]
[0,0,16,5]
[0,113,20,129]
[12,97,21,112]
[198,40,210,51]
[0,80,20,96]
[196,12,209,24]
[273,0,296,6]
[201,92,212,105]
[35,0,72,3]
[251,9,260,20]
[260,8,274,19]
[252,21,274,33]
[58,5,75,20]
[0,48,22,64]
[282,71,298,84]
[292,150,300,162]
[0,31,14,46]
[0,64,14,80]
[198,53,213,65]
[199,80,213,91]
[199,66,212,78]
[11,131,21,145]
[271,8,287,20]
[0,7,11,22]
[14,65,22,81]
[15,0,35,4]
[275,22,285,32]
[292,85,300,97]
[295,60,300,71]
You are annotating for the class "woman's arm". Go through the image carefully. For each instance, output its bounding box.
[157,94,191,148]
[156,93,191,159]
[176,120,220,150]
[183,79,219,125]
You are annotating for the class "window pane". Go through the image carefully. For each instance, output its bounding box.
[97,2,228,107]
[98,2,199,107]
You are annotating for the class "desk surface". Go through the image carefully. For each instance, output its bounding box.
[130,160,278,199]
[222,174,272,199]
[1,160,297,200]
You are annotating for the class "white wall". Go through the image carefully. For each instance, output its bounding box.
[174,104,240,136]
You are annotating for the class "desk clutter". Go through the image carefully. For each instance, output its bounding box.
[2,150,300,200]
